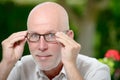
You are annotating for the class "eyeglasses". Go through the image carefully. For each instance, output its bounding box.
[26,30,69,43]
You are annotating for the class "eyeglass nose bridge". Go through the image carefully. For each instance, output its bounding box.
[37,34,47,42]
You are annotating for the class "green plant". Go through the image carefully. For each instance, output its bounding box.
[99,49,120,80]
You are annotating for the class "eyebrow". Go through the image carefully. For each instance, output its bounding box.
[27,30,57,34]
[28,32,56,36]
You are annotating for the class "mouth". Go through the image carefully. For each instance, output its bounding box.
[36,55,52,60]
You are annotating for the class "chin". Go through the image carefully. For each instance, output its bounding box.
[37,63,58,71]
[36,60,61,71]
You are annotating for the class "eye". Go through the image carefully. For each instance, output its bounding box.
[45,33,56,41]
[28,33,40,41]
[30,33,39,38]
[46,33,55,38]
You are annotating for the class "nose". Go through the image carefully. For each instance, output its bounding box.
[38,36,48,51]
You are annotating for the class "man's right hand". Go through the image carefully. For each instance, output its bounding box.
[0,31,27,80]
[1,31,27,64]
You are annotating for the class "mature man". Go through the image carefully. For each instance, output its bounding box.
[0,2,111,80]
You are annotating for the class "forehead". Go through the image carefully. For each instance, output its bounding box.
[27,23,61,34]
[27,9,63,33]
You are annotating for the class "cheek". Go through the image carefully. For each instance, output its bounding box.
[49,44,62,60]
[27,42,38,53]
[49,42,63,52]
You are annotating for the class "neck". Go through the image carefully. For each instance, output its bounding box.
[43,62,63,79]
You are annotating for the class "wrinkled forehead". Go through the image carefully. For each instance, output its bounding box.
[27,2,69,31]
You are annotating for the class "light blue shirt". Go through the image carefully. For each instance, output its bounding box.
[7,54,111,80]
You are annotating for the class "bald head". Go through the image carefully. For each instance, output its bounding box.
[27,2,69,31]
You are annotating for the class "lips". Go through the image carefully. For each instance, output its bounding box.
[36,54,52,60]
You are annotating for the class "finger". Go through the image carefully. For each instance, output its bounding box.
[8,31,27,40]
[56,32,79,47]
[8,36,26,48]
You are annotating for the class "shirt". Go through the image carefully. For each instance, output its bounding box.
[7,54,111,80]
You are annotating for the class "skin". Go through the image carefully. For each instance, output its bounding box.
[0,2,83,80]
[0,31,27,80]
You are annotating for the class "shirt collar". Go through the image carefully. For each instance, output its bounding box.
[61,66,67,76]
[35,64,67,79]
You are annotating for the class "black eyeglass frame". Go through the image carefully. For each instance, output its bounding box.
[26,30,69,43]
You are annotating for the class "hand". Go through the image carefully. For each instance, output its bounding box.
[1,31,27,64]
[55,31,81,65]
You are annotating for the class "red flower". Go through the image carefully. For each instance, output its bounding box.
[105,49,120,61]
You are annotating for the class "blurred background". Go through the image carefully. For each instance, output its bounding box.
[0,0,120,78]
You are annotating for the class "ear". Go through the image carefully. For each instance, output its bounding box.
[67,30,74,39]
